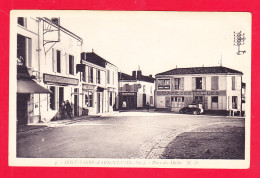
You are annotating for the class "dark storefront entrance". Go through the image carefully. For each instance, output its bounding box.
[17,93,30,125]
[119,92,137,109]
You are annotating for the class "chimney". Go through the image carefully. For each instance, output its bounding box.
[51,18,60,26]
[132,71,136,78]
[137,70,142,79]
[81,52,86,60]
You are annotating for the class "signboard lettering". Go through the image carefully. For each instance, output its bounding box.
[157,90,226,96]
[43,74,79,85]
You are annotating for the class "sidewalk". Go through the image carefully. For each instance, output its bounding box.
[17,114,101,135]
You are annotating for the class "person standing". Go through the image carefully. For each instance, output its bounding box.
[146,102,150,112]
[65,100,73,118]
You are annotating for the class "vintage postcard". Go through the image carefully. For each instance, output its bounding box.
[9,10,251,168]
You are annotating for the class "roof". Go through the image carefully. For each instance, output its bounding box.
[119,72,155,83]
[156,66,243,76]
[82,52,117,68]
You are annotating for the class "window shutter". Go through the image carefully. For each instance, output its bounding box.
[202,77,206,90]
[211,76,219,90]
[232,76,236,90]
[180,78,184,90]
[52,48,56,72]
[172,78,175,90]
[65,53,68,75]
[192,77,196,90]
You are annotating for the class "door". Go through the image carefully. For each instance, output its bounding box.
[212,96,218,110]
[59,87,64,110]
[143,94,146,107]
[74,95,78,116]
[17,94,29,125]
[97,93,100,113]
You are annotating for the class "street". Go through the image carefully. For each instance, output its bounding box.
[17,111,245,159]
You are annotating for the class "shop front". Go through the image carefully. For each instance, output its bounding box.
[119,92,137,109]
[156,90,227,112]
[43,73,79,119]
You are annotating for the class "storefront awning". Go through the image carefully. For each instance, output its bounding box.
[17,79,51,94]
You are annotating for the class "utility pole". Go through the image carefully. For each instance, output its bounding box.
[234,31,246,55]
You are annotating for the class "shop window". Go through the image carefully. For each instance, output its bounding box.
[57,50,61,73]
[158,79,170,90]
[85,92,93,107]
[196,77,202,89]
[194,96,203,103]
[69,55,74,75]
[211,76,219,90]
[232,96,237,109]
[212,96,218,103]
[17,34,31,67]
[18,17,26,27]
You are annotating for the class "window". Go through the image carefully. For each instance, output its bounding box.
[174,78,180,89]
[232,76,236,90]
[18,17,26,27]
[182,97,184,102]
[212,96,218,103]
[97,70,101,84]
[211,76,219,90]
[107,70,110,84]
[85,92,93,107]
[69,55,74,75]
[158,79,170,89]
[17,34,32,67]
[194,96,203,103]
[56,50,61,73]
[110,92,113,106]
[196,77,202,89]
[232,96,237,109]
[89,67,93,83]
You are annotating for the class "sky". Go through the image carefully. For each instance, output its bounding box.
[25,11,253,81]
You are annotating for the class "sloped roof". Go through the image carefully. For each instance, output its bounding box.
[119,72,155,83]
[82,52,117,68]
[156,66,243,76]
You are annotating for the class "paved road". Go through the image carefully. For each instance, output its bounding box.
[17,111,245,158]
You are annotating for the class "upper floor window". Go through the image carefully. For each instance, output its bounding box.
[107,70,110,84]
[232,76,236,90]
[89,67,93,83]
[17,17,26,27]
[174,78,180,89]
[97,70,101,84]
[158,79,170,90]
[211,76,219,90]
[17,34,31,67]
[56,50,61,73]
[196,77,202,89]
[69,55,74,75]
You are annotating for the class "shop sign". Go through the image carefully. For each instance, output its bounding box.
[82,84,95,91]
[120,92,136,96]
[43,74,79,85]
[157,90,226,96]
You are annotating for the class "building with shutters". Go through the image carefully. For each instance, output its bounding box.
[155,66,244,115]
[78,52,119,115]
[118,70,155,110]
[16,17,83,125]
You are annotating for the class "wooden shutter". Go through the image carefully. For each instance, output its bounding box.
[180,78,184,90]
[232,76,236,90]
[211,76,219,90]
[202,77,206,90]
[52,48,56,72]
[192,77,196,90]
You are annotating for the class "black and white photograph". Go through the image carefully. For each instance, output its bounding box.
[9,11,251,168]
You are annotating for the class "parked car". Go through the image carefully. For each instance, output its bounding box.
[179,104,203,115]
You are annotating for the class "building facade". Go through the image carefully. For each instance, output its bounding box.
[155,66,243,115]
[118,70,155,109]
[78,52,118,115]
[16,17,83,125]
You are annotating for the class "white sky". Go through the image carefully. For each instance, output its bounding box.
[23,11,253,81]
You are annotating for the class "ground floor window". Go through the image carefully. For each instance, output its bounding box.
[232,96,237,109]
[85,91,93,107]
[194,96,203,103]
[110,92,113,106]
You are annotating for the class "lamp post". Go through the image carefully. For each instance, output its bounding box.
[234,31,246,55]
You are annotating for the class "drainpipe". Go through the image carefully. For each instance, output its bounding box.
[37,18,42,123]
[240,75,243,116]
